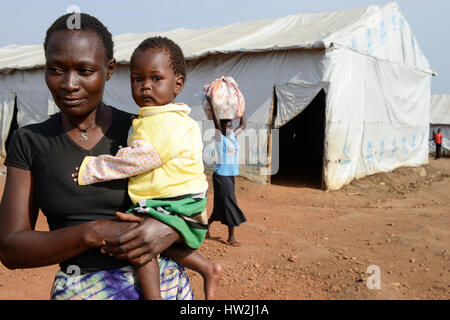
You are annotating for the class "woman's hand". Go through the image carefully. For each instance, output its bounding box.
[101,212,182,266]
[85,218,139,249]
[234,114,246,136]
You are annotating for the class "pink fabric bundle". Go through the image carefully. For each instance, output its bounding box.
[203,76,245,120]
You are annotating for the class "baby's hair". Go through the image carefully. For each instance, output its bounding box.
[44,13,114,61]
[131,36,186,79]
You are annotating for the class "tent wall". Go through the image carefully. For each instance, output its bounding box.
[0,92,15,156]
[0,46,432,190]
[179,49,326,183]
[322,47,431,190]
[429,95,450,124]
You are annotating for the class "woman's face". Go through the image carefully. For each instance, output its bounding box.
[45,31,114,117]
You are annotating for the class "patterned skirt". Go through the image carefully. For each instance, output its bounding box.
[50,256,194,300]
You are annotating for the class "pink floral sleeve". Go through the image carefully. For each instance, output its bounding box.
[78,139,163,185]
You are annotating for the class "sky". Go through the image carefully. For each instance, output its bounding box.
[0,0,448,94]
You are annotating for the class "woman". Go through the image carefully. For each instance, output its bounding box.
[206,95,247,246]
[0,13,193,300]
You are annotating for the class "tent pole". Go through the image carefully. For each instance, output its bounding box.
[321,90,327,190]
[267,86,276,184]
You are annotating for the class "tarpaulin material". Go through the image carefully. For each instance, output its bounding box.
[0,92,15,156]
[323,47,430,189]
[274,81,328,129]
[0,3,434,75]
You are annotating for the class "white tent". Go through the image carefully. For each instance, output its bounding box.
[0,2,435,190]
[429,95,450,153]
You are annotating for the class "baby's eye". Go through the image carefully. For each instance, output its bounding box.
[132,78,143,82]
[152,76,162,81]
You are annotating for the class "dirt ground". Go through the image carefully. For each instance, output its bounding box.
[0,156,449,300]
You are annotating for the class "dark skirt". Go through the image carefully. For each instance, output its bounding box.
[209,172,246,227]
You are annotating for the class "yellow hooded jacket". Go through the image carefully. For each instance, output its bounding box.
[78,103,208,204]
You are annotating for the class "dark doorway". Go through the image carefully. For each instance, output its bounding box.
[271,89,325,188]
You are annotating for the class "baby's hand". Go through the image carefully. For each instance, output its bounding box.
[72,167,80,183]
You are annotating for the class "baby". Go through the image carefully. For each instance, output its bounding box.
[73,36,222,299]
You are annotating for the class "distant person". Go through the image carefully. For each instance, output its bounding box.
[433,128,443,159]
[206,95,247,246]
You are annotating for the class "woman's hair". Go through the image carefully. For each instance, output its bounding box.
[44,13,114,61]
[131,36,186,79]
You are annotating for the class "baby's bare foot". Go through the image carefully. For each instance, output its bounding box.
[204,263,223,300]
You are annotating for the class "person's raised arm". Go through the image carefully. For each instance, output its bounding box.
[0,166,137,269]
[207,95,223,142]
[207,95,221,132]
[234,113,246,136]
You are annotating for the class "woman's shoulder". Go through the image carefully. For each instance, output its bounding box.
[15,114,60,137]
[109,105,136,127]
[110,105,136,118]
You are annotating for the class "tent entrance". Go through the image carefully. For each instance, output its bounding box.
[271,88,326,188]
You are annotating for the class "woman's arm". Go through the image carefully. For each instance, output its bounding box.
[234,113,246,136]
[207,95,223,142]
[0,166,137,269]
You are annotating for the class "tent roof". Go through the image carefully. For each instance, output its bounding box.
[430,95,450,125]
[0,2,434,74]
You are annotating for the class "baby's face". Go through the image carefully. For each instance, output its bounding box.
[130,48,184,107]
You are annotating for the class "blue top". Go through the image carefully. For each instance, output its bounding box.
[214,132,239,176]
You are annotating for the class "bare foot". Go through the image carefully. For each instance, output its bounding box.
[223,239,241,246]
[204,263,223,300]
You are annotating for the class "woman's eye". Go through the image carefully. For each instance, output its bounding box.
[48,67,63,74]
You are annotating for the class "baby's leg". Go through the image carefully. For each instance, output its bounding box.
[134,259,162,300]
[163,244,223,300]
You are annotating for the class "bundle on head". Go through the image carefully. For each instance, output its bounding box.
[202,76,245,120]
